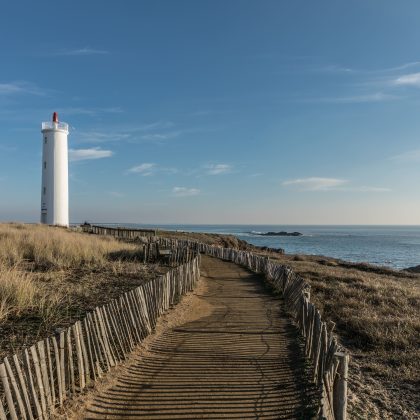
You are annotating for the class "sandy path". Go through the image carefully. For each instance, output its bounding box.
[80,256,318,419]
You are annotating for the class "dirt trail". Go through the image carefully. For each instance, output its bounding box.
[80,256,318,419]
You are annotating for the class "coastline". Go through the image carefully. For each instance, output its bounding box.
[153,227,416,276]
[118,223,420,271]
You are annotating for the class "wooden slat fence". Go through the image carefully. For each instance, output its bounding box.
[83,224,157,238]
[82,225,196,265]
[0,254,200,419]
[85,225,349,420]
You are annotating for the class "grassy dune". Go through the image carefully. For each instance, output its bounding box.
[262,253,420,419]
[0,223,158,358]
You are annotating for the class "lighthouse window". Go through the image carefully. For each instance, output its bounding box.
[44,161,46,169]
[43,187,46,195]
[44,137,47,144]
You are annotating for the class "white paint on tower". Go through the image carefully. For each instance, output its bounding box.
[40,112,69,226]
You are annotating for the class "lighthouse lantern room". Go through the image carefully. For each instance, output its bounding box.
[40,112,69,227]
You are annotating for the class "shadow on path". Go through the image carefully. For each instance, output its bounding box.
[84,256,319,419]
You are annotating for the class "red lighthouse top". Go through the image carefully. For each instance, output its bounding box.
[53,112,58,123]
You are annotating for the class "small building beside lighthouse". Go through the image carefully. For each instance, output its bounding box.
[40,112,69,226]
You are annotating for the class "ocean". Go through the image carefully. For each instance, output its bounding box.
[100,224,420,270]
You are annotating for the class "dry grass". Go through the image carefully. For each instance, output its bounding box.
[0,269,37,320]
[0,223,160,359]
[264,252,420,419]
[0,223,145,270]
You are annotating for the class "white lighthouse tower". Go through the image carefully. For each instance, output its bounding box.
[40,112,69,227]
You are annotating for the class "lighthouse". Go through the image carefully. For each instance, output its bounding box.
[40,112,69,227]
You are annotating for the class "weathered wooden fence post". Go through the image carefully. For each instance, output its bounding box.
[333,352,349,420]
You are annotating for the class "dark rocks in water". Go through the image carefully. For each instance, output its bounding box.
[259,246,285,254]
[255,231,303,237]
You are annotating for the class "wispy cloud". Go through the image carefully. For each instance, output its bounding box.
[72,121,177,144]
[135,121,175,131]
[55,47,109,56]
[127,163,177,176]
[73,131,131,144]
[303,61,420,102]
[381,61,420,73]
[205,164,232,175]
[140,131,181,141]
[315,61,420,75]
[282,177,390,192]
[127,163,156,176]
[314,64,354,73]
[0,81,44,96]
[304,92,398,104]
[283,177,347,191]
[391,149,420,162]
[172,187,200,197]
[394,72,420,87]
[69,147,113,162]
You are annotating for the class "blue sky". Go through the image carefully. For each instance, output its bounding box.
[1,0,420,224]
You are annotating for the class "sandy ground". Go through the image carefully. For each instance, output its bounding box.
[60,256,318,419]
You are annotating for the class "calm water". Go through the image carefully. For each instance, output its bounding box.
[101,224,420,270]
